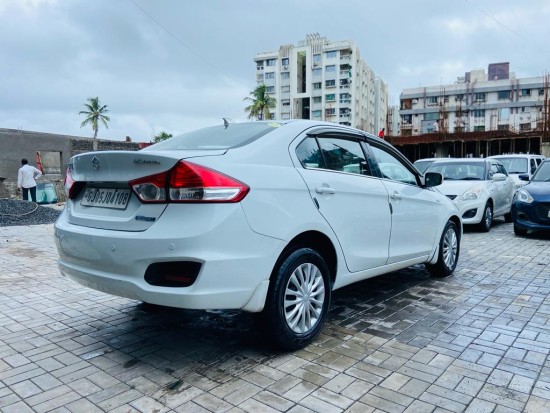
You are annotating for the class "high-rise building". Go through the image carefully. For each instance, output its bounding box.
[253,33,388,134]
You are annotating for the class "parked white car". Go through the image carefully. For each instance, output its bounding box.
[55,120,462,350]
[488,154,546,190]
[425,158,515,231]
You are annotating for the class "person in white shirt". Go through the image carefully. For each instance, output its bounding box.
[17,158,42,202]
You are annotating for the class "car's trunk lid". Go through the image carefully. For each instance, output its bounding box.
[66,150,226,231]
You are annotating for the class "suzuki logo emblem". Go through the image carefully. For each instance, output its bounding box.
[91,156,100,170]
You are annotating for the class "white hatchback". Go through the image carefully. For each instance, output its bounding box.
[55,120,461,350]
[425,158,516,231]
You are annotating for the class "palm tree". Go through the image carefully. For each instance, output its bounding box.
[79,97,110,149]
[243,84,276,120]
[154,131,173,143]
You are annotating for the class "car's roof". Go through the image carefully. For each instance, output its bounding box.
[427,158,489,163]
[488,154,545,159]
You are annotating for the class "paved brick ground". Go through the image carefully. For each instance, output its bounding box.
[0,220,549,412]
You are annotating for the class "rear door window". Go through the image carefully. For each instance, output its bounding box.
[296,136,371,176]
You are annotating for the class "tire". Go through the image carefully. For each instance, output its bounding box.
[478,203,493,232]
[425,220,460,278]
[504,211,513,223]
[262,248,331,351]
[514,223,527,236]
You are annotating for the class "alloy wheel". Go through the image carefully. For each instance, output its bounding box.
[443,227,458,269]
[284,263,325,334]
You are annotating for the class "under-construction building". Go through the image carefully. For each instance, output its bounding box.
[394,62,550,160]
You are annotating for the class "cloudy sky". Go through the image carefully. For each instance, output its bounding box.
[1,0,549,142]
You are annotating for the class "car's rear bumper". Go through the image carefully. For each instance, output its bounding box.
[54,204,284,312]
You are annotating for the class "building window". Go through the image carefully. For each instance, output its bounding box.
[265,86,275,93]
[313,68,322,76]
[498,90,510,100]
[326,51,337,58]
[313,82,322,90]
[325,79,336,87]
[455,94,464,101]
[313,54,321,65]
[325,108,336,116]
[326,65,336,73]
[281,72,290,79]
[281,85,290,93]
[313,96,322,103]
[521,89,531,96]
[265,72,275,79]
[281,58,289,66]
[282,99,290,106]
[427,96,438,105]
[539,88,545,96]
[473,109,485,118]
[474,126,485,132]
[325,94,336,102]
[266,59,276,66]
[474,93,485,101]
[424,112,439,121]
[312,110,322,118]
[281,113,290,120]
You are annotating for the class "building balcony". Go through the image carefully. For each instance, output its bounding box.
[340,55,351,62]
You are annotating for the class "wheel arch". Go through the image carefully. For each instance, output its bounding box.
[272,231,338,285]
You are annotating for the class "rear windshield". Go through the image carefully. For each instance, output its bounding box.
[144,122,282,150]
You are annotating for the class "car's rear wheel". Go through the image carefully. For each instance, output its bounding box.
[514,223,528,236]
[425,220,459,277]
[263,248,331,351]
[478,203,493,232]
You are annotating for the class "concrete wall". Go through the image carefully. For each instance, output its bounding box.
[0,128,145,201]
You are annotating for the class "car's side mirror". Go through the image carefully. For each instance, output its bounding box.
[424,172,443,187]
[518,174,530,181]
[492,173,506,182]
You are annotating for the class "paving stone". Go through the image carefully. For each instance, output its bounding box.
[1,223,550,412]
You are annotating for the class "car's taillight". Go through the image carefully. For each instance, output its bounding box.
[64,166,76,198]
[129,161,249,204]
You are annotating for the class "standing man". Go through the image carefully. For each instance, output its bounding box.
[17,158,42,202]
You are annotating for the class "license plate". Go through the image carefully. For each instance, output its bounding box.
[81,188,131,210]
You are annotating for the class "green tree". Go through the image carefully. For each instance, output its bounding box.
[79,97,110,149]
[243,84,276,120]
[154,131,173,143]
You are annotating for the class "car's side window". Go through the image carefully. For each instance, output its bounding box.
[369,144,417,185]
[530,159,537,174]
[296,136,371,176]
[296,137,326,169]
[497,164,507,175]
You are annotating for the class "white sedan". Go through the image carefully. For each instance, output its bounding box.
[425,158,515,231]
[55,120,461,350]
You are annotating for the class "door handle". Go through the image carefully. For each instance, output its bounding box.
[390,192,402,200]
[315,186,336,194]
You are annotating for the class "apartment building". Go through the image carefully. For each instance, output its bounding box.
[253,33,388,134]
[399,62,549,136]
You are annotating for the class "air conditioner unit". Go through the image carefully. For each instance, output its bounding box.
[412,99,419,103]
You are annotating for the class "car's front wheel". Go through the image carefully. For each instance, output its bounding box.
[425,220,460,277]
[263,248,331,351]
[478,203,493,232]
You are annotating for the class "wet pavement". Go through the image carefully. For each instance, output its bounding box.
[0,220,549,412]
